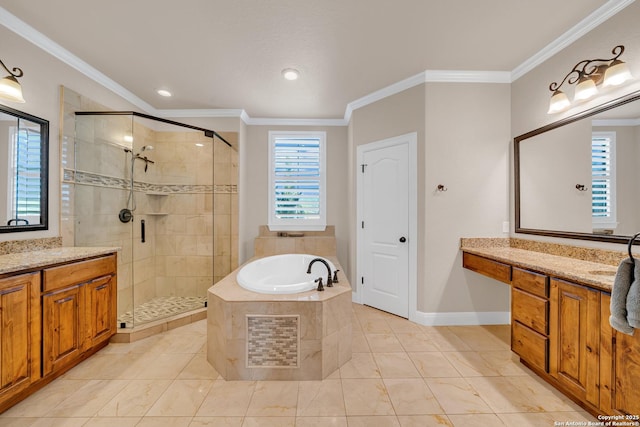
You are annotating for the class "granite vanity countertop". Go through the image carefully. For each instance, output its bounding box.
[0,247,119,275]
[461,245,618,292]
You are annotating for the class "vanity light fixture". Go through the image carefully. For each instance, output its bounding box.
[281,68,300,81]
[0,58,25,103]
[548,45,633,114]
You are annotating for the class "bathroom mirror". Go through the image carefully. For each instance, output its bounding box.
[0,104,48,232]
[515,89,640,244]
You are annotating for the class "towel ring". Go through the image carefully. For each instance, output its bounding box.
[628,232,640,261]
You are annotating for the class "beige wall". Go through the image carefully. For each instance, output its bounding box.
[348,85,426,301]
[240,125,349,265]
[0,25,148,241]
[348,82,511,317]
[423,82,511,314]
[511,1,640,251]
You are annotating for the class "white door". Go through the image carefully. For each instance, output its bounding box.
[357,133,415,318]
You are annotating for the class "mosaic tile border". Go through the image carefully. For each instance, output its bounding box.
[63,168,237,194]
[246,315,300,368]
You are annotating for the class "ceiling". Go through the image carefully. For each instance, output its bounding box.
[0,0,622,120]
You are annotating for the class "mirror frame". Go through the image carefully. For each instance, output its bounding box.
[514,89,640,245]
[0,104,49,233]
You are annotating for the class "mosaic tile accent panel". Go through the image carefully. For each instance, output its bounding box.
[63,168,237,194]
[247,315,299,368]
[117,295,207,327]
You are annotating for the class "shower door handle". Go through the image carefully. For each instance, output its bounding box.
[141,219,146,243]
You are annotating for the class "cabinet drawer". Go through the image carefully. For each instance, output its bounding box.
[512,320,548,373]
[43,255,116,293]
[512,268,548,298]
[463,253,511,284]
[512,288,548,335]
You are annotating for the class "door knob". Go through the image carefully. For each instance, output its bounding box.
[399,237,406,243]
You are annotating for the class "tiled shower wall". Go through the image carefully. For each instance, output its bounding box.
[61,87,238,323]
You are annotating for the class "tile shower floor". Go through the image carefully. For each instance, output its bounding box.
[1,303,596,427]
[117,296,208,327]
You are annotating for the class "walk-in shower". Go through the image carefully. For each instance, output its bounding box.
[64,109,238,329]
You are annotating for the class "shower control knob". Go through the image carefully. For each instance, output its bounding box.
[399,237,406,243]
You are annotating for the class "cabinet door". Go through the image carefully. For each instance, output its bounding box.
[549,278,600,407]
[600,293,640,415]
[42,285,84,376]
[85,275,116,349]
[0,273,40,403]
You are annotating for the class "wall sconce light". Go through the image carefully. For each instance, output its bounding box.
[547,45,633,114]
[0,58,25,103]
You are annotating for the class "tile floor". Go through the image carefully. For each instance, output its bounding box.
[1,303,595,427]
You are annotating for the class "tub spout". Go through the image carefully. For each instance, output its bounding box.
[307,258,333,287]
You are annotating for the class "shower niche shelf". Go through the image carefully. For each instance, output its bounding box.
[146,192,168,196]
[145,212,169,216]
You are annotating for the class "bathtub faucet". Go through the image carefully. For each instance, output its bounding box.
[306,258,333,288]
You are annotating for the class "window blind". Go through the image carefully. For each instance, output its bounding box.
[13,126,41,217]
[273,137,321,220]
[591,134,613,220]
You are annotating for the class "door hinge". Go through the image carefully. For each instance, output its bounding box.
[361,221,364,229]
[361,277,364,285]
[361,164,367,173]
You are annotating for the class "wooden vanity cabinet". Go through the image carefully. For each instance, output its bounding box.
[511,267,549,373]
[42,255,117,376]
[462,252,511,284]
[0,273,41,405]
[599,293,640,416]
[0,252,117,413]
[549,278,601,408]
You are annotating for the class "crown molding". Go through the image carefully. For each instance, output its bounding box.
[511,0,635,81]
[1,1,634,126]
[0,7,158,114]
[423,70,511,83]
[343,70,510,123]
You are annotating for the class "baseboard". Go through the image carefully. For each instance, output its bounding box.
[351,294,510,326]
[411,310,510,326]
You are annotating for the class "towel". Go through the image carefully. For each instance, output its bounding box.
[610,257,635,335]
[627,258,640,329]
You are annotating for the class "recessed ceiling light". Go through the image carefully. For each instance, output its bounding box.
[281,68,300,81]
[157,89,172,97]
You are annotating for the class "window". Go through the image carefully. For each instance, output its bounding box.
[268,131,326,231]
[8,123,41,223]
[591,131,616,227]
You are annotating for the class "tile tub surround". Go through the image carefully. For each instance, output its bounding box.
[208,258,352,380]
[460,244,617,292]
[254,225,337,257]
